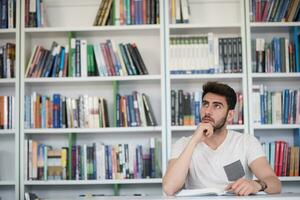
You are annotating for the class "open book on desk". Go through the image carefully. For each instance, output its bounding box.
[175,188,231,197]
[176,188,267,197]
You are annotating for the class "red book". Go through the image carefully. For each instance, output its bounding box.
[274,141,280,176]
[278,141,285,176]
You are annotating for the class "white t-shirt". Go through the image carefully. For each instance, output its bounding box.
[170,130,265,190]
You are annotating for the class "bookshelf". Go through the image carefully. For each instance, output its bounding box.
[19,0,166,199]
[0,0,297,199]
[165,0,248,161]
[0,0,20,200]
[245,0,300,189]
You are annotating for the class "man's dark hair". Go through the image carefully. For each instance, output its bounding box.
[202,81,237,110]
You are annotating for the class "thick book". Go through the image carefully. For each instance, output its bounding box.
[176,188,230,197]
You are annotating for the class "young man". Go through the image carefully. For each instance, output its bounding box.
[163,82,281,196]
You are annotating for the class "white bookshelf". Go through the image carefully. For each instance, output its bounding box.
[25,178,162,186]
[171,125,245,132]
[0,181,15,186]
[24,75,161,83]
[0,1,20,200]
[244,0,300,191]
[24,127,163,134]
[0,0,298,199]
[165,0,249,161]
[19,0,166,199]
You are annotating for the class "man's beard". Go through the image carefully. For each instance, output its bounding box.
[202,111,229,132]
[213,115,227,132]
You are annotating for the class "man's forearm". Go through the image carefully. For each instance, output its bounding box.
[261,176,281,194]
[163,138,198,195]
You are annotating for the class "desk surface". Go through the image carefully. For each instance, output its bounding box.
[48,193,300,200]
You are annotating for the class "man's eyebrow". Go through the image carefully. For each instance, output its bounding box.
[212,101,224,106]
[202,100,224,106]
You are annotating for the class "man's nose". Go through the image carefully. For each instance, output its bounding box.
[204,106,213,115]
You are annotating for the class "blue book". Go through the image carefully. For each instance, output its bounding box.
[125,95,131,126]
[294,129,300,146]
[128,95,137,127]
[52,94,61,128]
[273,38,281,72]
[194,91,201,125]
[51,47,61,77]
[116,94,121,127]
[105,145,109,179]
[293,27,299,72]
[108,145,112,179]
[283,89,289,124]
[270,142,275,170]
[259,86,265,124]
[58,47,65,76]
[41,95,46,128]
[36,0,41,27]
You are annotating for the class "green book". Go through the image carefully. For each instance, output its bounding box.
[68,32,75,77]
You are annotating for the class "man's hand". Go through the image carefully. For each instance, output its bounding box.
[226,178,261,196]
[192,123,213,144]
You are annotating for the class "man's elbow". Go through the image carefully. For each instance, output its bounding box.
[163,184,176,196]
[272,178,282,194]
[162,178,177,196]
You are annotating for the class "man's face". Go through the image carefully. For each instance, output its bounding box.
[200,92,233,131]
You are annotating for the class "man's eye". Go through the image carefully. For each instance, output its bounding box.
[215,105,221,109]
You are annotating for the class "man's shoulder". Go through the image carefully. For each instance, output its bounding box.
[229,130,260,143]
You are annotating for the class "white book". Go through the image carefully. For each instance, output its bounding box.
[252,85,261,124]
[93,96,99,128]
[181,0,190,23]
[285,38,289,72]
[175,0,181,23]
[80,40,88,77]
[176,188,228,197]
[272,91,282,124]
[114,0,120,25]
[83,144,87,180]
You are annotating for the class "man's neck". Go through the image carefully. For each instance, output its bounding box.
[204,127,228,150]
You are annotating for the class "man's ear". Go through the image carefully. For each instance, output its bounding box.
[227,110,235,122]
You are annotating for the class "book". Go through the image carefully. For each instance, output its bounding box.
[176,188,230,197]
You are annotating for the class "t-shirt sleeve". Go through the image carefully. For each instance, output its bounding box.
[170,137,190,160]
[245,135,266,165]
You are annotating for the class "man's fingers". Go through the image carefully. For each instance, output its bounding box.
[238,186,249,196]
[231,178,243,190]
[225,183,233,190]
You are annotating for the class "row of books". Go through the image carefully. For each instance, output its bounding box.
[93,0,160,26]
[0,96,14,129]
[168,0,190,24]
[25,0,46,27]
[262,140,299,177]
[0,0,16,29]
[252,85,300,125]
[169,34,243,74]
[25,39,148,78]
[250,0,300,22]
[25,138,162,181]
[0,43,15,78]
[170,90,243,126]
[24,93,110,129]
[116,92,157,127]
[253,35,300,73]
